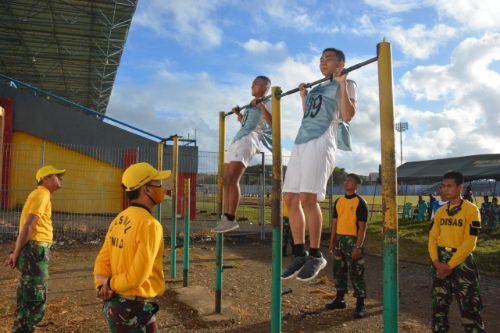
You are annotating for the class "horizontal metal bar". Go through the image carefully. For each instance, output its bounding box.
[279,56,378,98]
[224,56,378,116]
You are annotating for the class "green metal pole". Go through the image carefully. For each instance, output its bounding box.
[183,178,191,287]
[215,112,225,313]
[378,39,399,333]
[171,135,179,279]
[271,86,283,333]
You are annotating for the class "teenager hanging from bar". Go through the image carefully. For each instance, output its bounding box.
[212,76,273,233]
[282,48,357,282]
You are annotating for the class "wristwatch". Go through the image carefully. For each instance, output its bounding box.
[355,245,363,250]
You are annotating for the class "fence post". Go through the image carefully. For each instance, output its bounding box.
[183,178,190,287]
[157,142,164,222]
[171,135,179,279]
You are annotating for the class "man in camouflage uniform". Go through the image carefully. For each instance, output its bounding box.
[325,173,369,318]
[429,171,484,332]
[94,162,171,332]
[4,165,65,333]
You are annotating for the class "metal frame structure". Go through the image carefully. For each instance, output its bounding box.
[0,0,138,114]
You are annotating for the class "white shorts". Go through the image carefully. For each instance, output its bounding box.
[283,127,336,201]
[224,134,260,167]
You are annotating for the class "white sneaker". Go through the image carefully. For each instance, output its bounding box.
[212,215,239,233]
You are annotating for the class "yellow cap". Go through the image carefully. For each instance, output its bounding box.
[36,165,66,182]
[122,162,171,192]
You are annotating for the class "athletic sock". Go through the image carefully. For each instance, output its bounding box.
[224,213,235,221]
[309,247,322,258]
[292,244,306,257]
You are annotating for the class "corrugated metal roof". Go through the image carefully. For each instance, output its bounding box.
[0,0,137,113]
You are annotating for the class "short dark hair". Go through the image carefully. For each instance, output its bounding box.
[323,48,345,63]
[256,75,271,86]
[122,184,141,200]
[347,173,361,185]
[443,171,464,185]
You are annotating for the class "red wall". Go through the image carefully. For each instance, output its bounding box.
[0,98,14,209]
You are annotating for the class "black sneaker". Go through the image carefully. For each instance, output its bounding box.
[296,254,327,282]
[354,299,366,319]
[325,298,346,310]
[281,253,308,280]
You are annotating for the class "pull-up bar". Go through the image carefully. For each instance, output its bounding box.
[224,56,378,116]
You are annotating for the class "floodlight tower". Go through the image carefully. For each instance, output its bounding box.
[395,122,408,166]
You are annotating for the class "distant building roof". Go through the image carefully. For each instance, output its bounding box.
[397,154,500,181]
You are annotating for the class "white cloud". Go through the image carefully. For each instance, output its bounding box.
[398,33,500,162]
[364,0,428,13]
[434,0,500,31]
[243,39,287,55]
[388,24,456,59]
[262,0,313,29]
[133,0,224,49]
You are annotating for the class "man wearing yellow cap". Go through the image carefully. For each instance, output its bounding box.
[94,162,171,332]
[4,165,65,333]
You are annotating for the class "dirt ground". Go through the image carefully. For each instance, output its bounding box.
[0,235,498,333]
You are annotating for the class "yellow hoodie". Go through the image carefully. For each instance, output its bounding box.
[93,205,164,298]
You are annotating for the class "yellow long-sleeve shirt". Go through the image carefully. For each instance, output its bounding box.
[428,199,481,269]
[93,204,165,298]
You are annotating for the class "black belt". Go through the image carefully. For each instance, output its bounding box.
[438,246,457,253]
[29,241,52,249]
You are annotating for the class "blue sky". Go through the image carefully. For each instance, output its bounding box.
[107,0,500,175]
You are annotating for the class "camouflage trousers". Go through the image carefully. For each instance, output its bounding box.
[431,248,484,333]
[13,242,50,333]
[333,235,366,298]
[103,295,159,332]
[282,217,294,254]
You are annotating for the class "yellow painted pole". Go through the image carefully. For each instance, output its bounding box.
[170,135,179,278]
[216,112,225,218]
[377,39,399,332]
[215,112,225,313]
[270,86,282,333]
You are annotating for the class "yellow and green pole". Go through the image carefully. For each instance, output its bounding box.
[377,39,399,333]
[270,86,283,333]
[171,135,179,279]
[215,111,225,313]
[156,141,164,221]
[183,178,191,287]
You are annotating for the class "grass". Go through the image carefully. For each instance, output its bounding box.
[364,214,500,275]
[192,195,500,275]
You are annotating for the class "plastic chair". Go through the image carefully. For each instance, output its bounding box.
[412,201,428,222]
[400,202,413,220]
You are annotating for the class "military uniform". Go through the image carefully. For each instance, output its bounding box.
[94,162,170,332]
[282,201,294,256]
[12,165,65,333]
[429,199,484,332]
[332,193,368,298]
[94,204,165,332]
